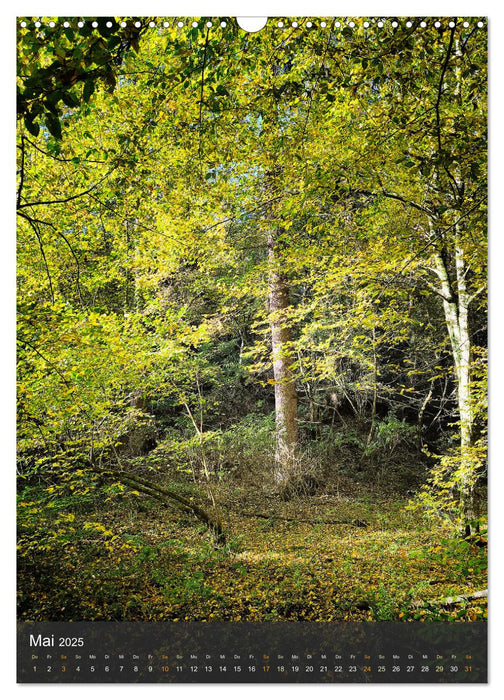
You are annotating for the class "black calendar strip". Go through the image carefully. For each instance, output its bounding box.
[17,621,487,683]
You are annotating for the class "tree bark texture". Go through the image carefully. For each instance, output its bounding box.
[433,228,477,531]
[268,233,298,487]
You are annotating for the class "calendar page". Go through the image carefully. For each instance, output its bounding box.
[16,14,488,683]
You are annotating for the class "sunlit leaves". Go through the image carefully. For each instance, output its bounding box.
[17,19,487,615]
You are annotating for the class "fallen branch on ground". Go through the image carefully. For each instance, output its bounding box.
[90,464,226,545]
[409,589,488,609]
[238,512,369,527]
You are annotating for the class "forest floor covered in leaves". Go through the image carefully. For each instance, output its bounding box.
[18,475,487,623]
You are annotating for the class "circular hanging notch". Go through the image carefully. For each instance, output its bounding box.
[236,17,268,32]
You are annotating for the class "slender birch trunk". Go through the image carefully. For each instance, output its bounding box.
[432,227,476,533]
[453,231,477,532]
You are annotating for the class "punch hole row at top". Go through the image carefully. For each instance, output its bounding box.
[18,18,487,31]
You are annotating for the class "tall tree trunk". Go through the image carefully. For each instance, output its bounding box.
[432,228,476,533]
[453,231,476,533]
[268,233,298,488]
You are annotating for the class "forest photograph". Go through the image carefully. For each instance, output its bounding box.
[16,17,487,624]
